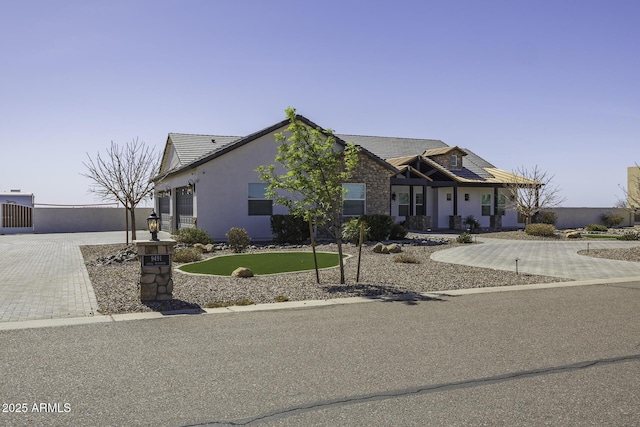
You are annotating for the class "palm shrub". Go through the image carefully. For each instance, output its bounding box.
[342,217,370,245]
[525,223,556,237]
[172,227,213,245]
[226,227,251,253]
[464,215,480,233]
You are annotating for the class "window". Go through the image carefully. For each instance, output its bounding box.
[497,194,506,216]
[398,192,410,217]
[482,194,491,216]
[451,155,458,167]
[415,192,424,215]
[446,193,452,201]
[343,183,365,216]
[248,183,272,216]
[464,193,469,201]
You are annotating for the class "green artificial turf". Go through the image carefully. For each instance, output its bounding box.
[581,234,619,239]
[178,252,345,276]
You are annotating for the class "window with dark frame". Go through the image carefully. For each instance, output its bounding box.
[248,183,273,216]
[482,194,491,216]
[343,183,366,216]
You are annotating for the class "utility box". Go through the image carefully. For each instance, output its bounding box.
[0,190,34,235]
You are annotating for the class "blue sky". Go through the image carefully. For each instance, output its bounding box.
[1,0,638,207]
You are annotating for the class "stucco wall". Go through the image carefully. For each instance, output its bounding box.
[547,207,634,229]
[435,187,519,229]
[34,207,153,234]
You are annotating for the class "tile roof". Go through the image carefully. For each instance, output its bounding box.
[156,121,528,186]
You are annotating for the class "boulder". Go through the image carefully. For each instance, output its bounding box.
[205,244,215,253]
[386,243,402,253]
[566,231,582,239]
[372,242,384,253]
[231,267,254,278]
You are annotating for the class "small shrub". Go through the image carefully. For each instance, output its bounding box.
[235,299,254,306]
[226,227,251,253]
[601,213,625,228]
[393,253,421,264]
[361,214,394,241]
[585,224,608,232]
[617,232,640,241]
[538,211,558,225]
[172,227,213,245]
[456,232,473,243]
[205,301,233,308]
[173,247,203,263]
[464,215,480,233]
[389,223,408,240]
[274,295,290,302]
[270,214,310,244]
[525,223,556,237]
[342,217,370,244]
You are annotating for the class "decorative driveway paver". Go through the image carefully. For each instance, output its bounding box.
[431,237,640,280]
[0,231,150,322]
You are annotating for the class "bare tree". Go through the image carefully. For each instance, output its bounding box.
[83,138,161,243]
[503,165,566,225]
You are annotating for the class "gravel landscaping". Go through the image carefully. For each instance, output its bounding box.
[81,236,578,315]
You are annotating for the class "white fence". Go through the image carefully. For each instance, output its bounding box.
[33,207,153,234]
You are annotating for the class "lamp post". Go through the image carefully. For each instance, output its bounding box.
[147,211,159,241]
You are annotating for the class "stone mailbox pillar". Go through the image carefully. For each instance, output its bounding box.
[135,239,176,301]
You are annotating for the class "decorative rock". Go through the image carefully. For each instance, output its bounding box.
[386,243,402,253]
[566,231,582,238]
[205,244,215,253]
[194,243,206,251]
[232,267,254,278]
[372,242,384,253]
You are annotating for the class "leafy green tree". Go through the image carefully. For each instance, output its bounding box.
[257,107,359,284]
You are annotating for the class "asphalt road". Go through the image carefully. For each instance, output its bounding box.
[1,282,639,426]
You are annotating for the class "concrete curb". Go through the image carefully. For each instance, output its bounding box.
[2,277,639,331]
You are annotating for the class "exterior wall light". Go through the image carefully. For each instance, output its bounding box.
[147,211,159,241]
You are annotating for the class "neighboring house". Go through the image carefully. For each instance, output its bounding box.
[152,114,531,240]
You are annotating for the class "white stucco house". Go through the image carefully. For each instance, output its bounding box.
[151,114,531,240]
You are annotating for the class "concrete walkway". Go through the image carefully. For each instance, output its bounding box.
[0,231,158,322]
[430,236,640,280]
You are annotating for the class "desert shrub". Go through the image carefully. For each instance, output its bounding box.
[617,232,640,241]
[172,227,213,245]
[205,301,233,308]
[585,224,608,232]
[456,232,473,243]
[235,299,254,306]
[393,253,421,264]
[274,295,290,302]
[226,227,251,253]
[525,223,556,237]
[538,211,558,225]
[389,223,408,240]
[464,215,480,233]
[601,213,625,228]
[361,214,394,241]
[270,214,310,244]
[173,247,203,263]
[342,217,370,244]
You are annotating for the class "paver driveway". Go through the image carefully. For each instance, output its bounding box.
[0,231,155,322]
[430,236,640,280]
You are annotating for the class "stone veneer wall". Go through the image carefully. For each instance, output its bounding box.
[347,152,392,215]
[429,149,466,170]
[136,240,176,301]
[407,215,431,231]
